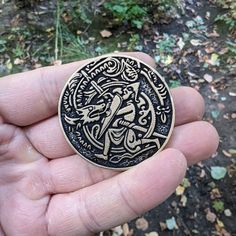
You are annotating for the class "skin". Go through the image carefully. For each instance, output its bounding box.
[0,52,219,236]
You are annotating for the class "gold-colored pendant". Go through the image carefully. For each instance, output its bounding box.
[58,55,175,170]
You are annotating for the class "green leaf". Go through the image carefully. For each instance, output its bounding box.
[182,178,191,188]
[113,5,127,14]
[132,19,143,29]
[211,110,220,119]
[210,166,227,180]
[166,217,177,230]
[213,200,225,213]
[129,5,147,16]
[185,20,196,28]
[0,39,6,45]
[169,80,181,88]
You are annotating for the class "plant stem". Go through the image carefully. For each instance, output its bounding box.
[55,0,60,60]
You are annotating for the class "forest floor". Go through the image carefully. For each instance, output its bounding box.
[0,0,235,235]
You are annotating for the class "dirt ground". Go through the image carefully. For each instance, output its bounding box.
[0,0,235,235]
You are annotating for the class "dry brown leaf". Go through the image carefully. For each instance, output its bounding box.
[122,223,133,236]
[200,169,206,178]
[100,29,112,38]
[203,74,213,83]
[176,185,185,195]
[222,150,232,158]
[180,195,187,207]
[206,209,217,223]
[135,217,149,231]
[210,188,222,199]
[159,222,167,231]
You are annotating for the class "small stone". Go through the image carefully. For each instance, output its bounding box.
[229,92,236,96]
[231,113,236,119]
[224,209,232,217]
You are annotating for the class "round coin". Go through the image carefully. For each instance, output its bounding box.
[59,55,175,170]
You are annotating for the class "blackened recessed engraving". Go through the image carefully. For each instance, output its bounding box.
[59,55,175,170]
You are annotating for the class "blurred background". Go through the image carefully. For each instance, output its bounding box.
[0,0,235,235]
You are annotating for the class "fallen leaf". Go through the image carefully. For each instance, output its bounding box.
[162,55,173,65]
[216,219,224,228]
[112,226,123,236]
[195,15,204,25]
[206,209,216,223]
[208,53,220,66]
[200,169,206,178]
[154,55,161,63]
[6,59,12,70]
[182,178,191,188]
[185,20,196,28]
[207,30,220,37]
[180,195,187,207]
[222,149,232,157]
[177,37,185,50]
[135,217,149,231]
[100,30,112,38]
[14,58,24,65]
[176,185,185,195]
[145,232,159,236]
[229,92,236,96]
[203,74,213,83]
[122,223,133,236]
[190,39,202,46]
[213,200,225,213]
[211,166,227,180]
[211,110,220,119]
[192,229,199,234]
[210,188,222,199]
[166,217,178,230]
[159,222,167,231]
[169,80,181,88]
[205,11,210,20]
[229,149,236,156]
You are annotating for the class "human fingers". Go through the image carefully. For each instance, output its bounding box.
[25,86,205,159]
[46,121,218,194]
[46,149,187,236]
[0,52,155,126]
[166,121,219,165]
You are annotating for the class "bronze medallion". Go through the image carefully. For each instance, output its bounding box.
[59,55,175,170]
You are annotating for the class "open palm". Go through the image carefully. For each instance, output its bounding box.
[0,52,219,236]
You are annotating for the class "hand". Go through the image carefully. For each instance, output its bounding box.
[0,52,219,236]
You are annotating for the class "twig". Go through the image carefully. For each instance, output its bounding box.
[55,0,60,60]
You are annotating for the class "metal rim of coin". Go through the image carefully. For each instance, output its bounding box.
[58,55,175,170]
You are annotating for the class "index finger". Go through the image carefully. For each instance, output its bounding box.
[0,52,156,126]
